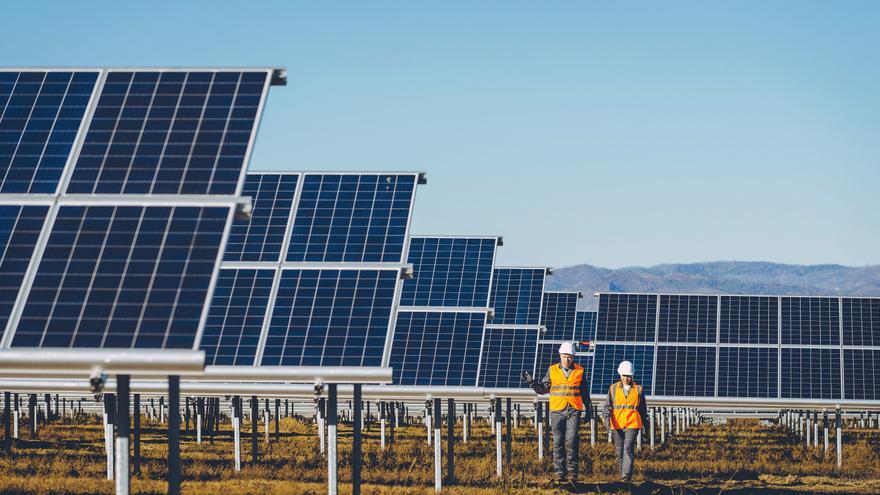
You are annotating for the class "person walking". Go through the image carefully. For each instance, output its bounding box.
[524,342,592,484]
[603,360,648,483]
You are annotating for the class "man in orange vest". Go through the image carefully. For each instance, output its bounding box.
[602,360,648,483]
[525,342,591,484]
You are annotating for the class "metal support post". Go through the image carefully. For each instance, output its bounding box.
[3,392,10,454]
[133,394,140,476]
[536,401,543,460]
[327,384,338,495]
[494,398,502,478]
[835,408,842,470]
[352,385,362,495]
[115,375,131,495]
[167,376,181,495]
[433,397,442,493]
[505,398,513,468]
[447,398,455,486]
[251,396,258,463]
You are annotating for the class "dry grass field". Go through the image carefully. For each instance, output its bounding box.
[0,412,878,494]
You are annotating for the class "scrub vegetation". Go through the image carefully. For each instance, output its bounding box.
[0,413,878,494]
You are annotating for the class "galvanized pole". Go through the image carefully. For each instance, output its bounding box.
[167,376,181,495]
[536,401,543,460]
[433,397,442,493]
[835,408,842,470]
[251,396,258,464]
[327,384,338,495]
[447,398,455,486]
[115,375,130,495]
[494,398,502,477]
[352,385,362,495]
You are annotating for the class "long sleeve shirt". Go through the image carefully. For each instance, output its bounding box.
[602,381,648,429]
[530,363,592,416]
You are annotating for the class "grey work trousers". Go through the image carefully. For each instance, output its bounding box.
[550,407,581,478]
[612,428,639,481]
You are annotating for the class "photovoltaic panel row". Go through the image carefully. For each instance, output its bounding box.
[653,345,716,397]
[842,298,880,346]
[223,173,298,262]
[489,267,546,325]
[658,295,716,343]
[844,349,879,400]
[389,311,486,386]
[11,205,229,349]
[717,347,777,398]
[575,310,596,343]
[720,296,777,344]
[0,68,279,351]
[0,205,49,341]
[478,326,538,388]
[596,293,656,342]
[262,269,397,367]
[201,268,275,366]
[782,348,841,400]
[781,297,839,346]
[400,237,497,307]
[67,71,270,195]
[0,71,98,194]
[286,174,417,263]
[540,292,579,340]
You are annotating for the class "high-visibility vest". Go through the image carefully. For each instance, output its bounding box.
[609,381,643,430]
[548,364,585,411]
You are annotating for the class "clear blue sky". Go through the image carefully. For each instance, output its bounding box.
[6,2,878,268]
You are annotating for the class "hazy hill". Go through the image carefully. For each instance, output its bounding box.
[545,261,880,310]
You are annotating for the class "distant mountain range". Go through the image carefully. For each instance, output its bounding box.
[545,261,880,310]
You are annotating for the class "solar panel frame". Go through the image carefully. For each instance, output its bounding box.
[596,293,657,342]
[540,291,580,341]
[489,267,548,326]
[841,297,880,347]
[223,173,299,263]
[574,310,597,343]
[658,295,718,343]
[478,326,539,389]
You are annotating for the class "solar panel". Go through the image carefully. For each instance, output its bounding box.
[0,71,98,193]
[653,345,716,397]
[596,293,657,342]
[489,268,546,325]
[11,205,229,348]
[534,342,560,378]
[781,348,841,399]
[389,311,486,386]
[261,269,397,366]
[781,297,839,346]
[224,173,298,262]
[720,295,778,344]
[400,237,497,307]
[286,174,417,263]
[590,344,654,395]
[0,205,49,341]
[540,292,579,340]
[66,70,269,195]
[842,298,880,346]
[658,295,717,343]
[844,349,879,401]
[201,268,275,365]
[478,326,538,388]
[574,310,597,343]
[717,346,777,398]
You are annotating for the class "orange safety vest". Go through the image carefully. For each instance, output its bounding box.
[609,381,643,430]
[548,364,585,411]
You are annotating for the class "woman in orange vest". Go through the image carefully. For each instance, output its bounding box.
[602,360,648,483]
[525,342,592,484]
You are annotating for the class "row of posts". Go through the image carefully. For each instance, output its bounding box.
[777,408,880,470]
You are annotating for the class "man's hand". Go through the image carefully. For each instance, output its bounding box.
[521,371,534,385]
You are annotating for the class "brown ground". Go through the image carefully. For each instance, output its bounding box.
[0,412,878,494]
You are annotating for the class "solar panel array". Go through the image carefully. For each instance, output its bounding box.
[0,68,279,352]
[593,293,880,401]
[533,291,587,384]
[389,236,499,386]
[478,267,548,388]
[202,172,422,367]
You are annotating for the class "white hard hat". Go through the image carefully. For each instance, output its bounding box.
[558,342,575,356]
[617,360,634,376]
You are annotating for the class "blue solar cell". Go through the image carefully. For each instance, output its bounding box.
[717,347,777,398]
[0,71,97,193]
[201,268,275,366]
[781,348,841,399]
[489,268,545,325]
[653,346,716,397]
[574,310,597,343]
[389,311,486,386]
[843,349,879,401]
[841,298,880,346]
[0,205,49,341]
[261,269,396,366]
[11,205,228,348]
[286,174,416,263]
[781,297,839,345]
[478,327,538,388]
[658,295,717,343]
[590,344,654,395]
[540,292,579,340]
[720,296,778,344]
[596,293,657,342]
[400,237,496,307]
[66,70,268,195]
[224,173,298,262]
